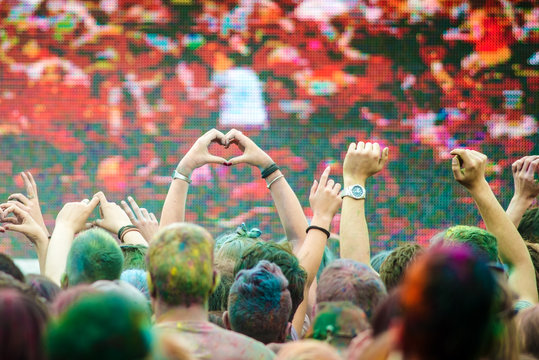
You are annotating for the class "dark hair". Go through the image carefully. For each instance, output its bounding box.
[371,287,403,337]
[66,228,124,286]
[316,259,387,320]
[379,244,425,290]
[120,244,148,271]
[26,274,61,304]
[228,260,291,344]
[518,305,539,359]
[234,241,306,321]
[50,284,99,317]
[400,246,498,360]
[0,289,49,360]
[519,208,539,244]
[0,253,25,282]
[46,292,152,360]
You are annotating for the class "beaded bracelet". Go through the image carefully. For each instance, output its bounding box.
[261,163,279,179]
[306,225,330,239]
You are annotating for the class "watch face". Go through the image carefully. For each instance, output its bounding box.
[351,185,364,198]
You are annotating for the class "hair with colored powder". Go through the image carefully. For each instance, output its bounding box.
[316,259,387,320]
[120,269,150,300]
[26,274,61,304]
[0,253,25,282]
[379,244,425,290]
[275,340,341,360]
[210,224,260,311]
[120,244,148,271]
[227,260,292,344]
[65,228,124,286]
[0,289,49,360]
[147,223,215,307]
[370,250,392,273]
[50,284,99,317]
[307,301,370,352]
[234,241,306,321]
[518,207,539,244]
[0,271,41,299]
[518,305,539,359]
[46,292,152,360]
[400,246,498,360]
[432,225,499,263]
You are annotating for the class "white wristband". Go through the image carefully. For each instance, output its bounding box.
[172,170,192,184]
[267,174,284,189]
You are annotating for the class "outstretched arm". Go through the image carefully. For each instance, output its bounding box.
[160,129,227,228]
[451,149,538,303]
[225,129,309,251]
[292,166,342,334]
[45,196,100,285]
[0,204,49,274]
[8,172,49,237]
[340,142,389,265]
[506,156,539,226]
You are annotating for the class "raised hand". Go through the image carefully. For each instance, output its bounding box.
[343,142,389,186]
[224,129,274,170]
[55,196,100,233]
[511,155,539,201]
[309,166,342,225]
[176,128,228,176]
[450,148,488,191]
[7,172,49,236]
[93,192,132,234]
[121,196,159,243]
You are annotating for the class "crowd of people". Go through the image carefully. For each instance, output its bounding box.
[0,0,538,257]
[0,128,538,359]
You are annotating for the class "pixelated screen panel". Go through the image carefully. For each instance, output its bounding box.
[0,1,538,257]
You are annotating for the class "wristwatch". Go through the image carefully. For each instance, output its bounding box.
[341,184,366,200]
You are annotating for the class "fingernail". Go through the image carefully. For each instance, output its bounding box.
[224,162,232,166]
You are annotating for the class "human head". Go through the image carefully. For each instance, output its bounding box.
[225,260,292,344]
[120,244,148,271]
[26,274,61,304]
[379,244,425,290]
[370,250,391,273]
[50,284,98,317]
[46,292,152,360]
[234,241,307,320]
[147,223,216,307]
[0,289,49,360]
[400,246,498,360]
[308,301,370,353]
[371,287,403,336]
[0,253,25,282]
[65,228,124,286]
[210,224,260,311]
[518,207,539,243]
[431,225,499,263]
[517,305,539,359]
[316,259,387,319]
[120,269,150,300]
[275,340,341,360]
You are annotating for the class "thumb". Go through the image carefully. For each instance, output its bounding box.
[4,223,24,233]
[310,179,319,199]
[451,156,463,180]
[228,155,248,166]
[205,155,228,165]
[380,147,389,168]
[94,218,104,228]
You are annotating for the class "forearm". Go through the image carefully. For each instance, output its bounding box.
[298,213,331,287]
[122,231,148,246]
[159,178,189,229]
[506,195,534,227]
[33,235,49,275]
[267,170,309,252]
[45,224,75,285]
[471,181,538,302]
[339,181,370,265]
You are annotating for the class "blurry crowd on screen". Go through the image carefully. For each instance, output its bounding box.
[0,0,538,256]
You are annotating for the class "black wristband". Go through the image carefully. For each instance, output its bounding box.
[261,163,279,179]
[306,225,330,239]
[118,225,137,240]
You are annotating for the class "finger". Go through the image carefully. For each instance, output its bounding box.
[94,218,104,228]
[523,157,535,173]
[357,141,365,150]
[228,154,249,166]
[20,172,35,198]
[149,213,158,223]
[526,159,539,177]
[87,195,100,211]
[121,200,137,222]
[450,149,471,166]
[27,172,38,193]
[6,201,30,213]
[206,155,228,164]
[348,142,356,153]
[127,196,143,220]
[380,147,389,167]
[84,222,94,230]
[81,198,90,204]
[333,182,342,194]
[319,166,330,186]
[204,128,226,146]
[515,158,526,172]
[140,208,150,220]
[225,129,246,148]
[310,179,319,199]
[327,179,335,188]
[94,191,108,204]
[452,155,464,180]
[373,142,381,158]
[2,204,26,221]
[512,159,522,173]
[7,193,30,206]
[365,142,373,152]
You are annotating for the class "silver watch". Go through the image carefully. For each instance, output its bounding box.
[341,184,366,200]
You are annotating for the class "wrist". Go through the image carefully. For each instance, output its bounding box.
[343,177,367,187]
[257,157,275,172]
[311,213,333,230]
[52,222,76,236]
[466,179,490,194]
[177,159,195,177]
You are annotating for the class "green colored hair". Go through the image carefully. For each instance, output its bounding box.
[438,225,499,263]
[46,292,152,360]
[380,244,425,291]
[147,223,216,307]
[234,241,307,321]
[120,244,148,271]
[66,229,124,286]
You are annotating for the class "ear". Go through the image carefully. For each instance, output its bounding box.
[147,272,156,298]
[278,322,292,343]
[210,270,220,294]
[222,311,232,330]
